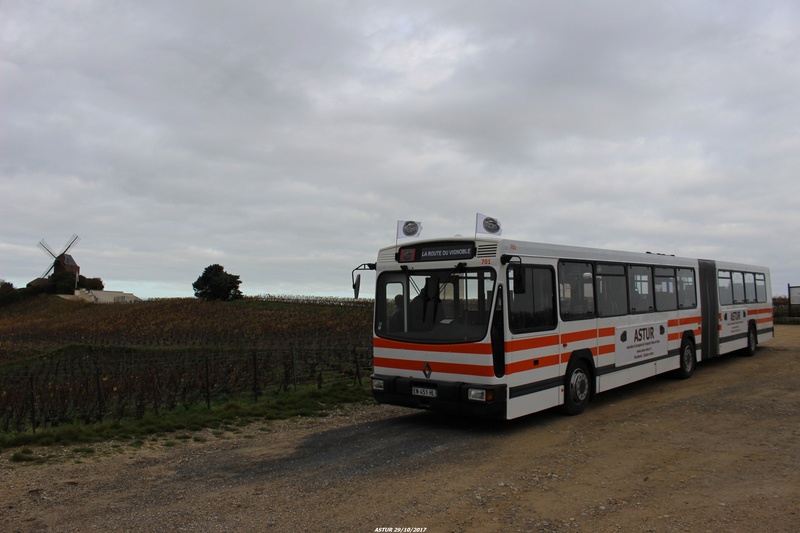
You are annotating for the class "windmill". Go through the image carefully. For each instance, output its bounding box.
[38,234,81,283]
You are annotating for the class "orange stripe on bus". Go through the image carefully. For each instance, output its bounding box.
[506,354,560,375]
[598,327,613,336]
[560,327,615,344]
[671,315,702,327]
[560,330,596,344]
[505,334,560,353]
[373,337,493,355]
[373,357,495,377]
[598,343,615,355]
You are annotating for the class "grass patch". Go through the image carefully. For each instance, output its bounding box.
[73,446,95,454]
[10,448,38,462]
[1,381,373,451]
[11,451,38,462]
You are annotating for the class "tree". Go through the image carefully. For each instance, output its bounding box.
[78,275,104,291]
[192,264,243,301]
[48,271,78,295]
[0,279,13,293]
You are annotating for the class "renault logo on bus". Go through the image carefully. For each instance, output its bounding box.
[422,363,432,379]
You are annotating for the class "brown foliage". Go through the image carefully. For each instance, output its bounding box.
[0,295,373,364]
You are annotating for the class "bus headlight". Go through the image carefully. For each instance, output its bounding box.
[468,388,493,402]
[372,378,385,391]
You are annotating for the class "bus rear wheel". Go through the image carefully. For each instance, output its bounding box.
[561,359,590,416]
[743,324,758,357]
[674,338,696,380]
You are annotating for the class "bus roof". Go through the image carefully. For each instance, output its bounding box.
[378,237,769,273]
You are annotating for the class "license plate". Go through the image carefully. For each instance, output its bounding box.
[412,386,437,398]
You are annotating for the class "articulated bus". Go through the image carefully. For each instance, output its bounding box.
[353,236,774,419]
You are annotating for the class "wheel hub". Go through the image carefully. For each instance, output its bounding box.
[683,346,694,370]
[570,370,589,403]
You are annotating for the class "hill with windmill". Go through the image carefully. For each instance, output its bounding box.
[25,234,141,304]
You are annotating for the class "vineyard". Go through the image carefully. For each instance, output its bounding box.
[0,295,374,433]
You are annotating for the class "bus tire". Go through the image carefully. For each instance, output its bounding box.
[561,359,590,416]
[674,337,696,379]
[743,324,758,357]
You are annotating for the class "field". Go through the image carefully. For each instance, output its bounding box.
[0,295,374,434]
[1,326,797,532]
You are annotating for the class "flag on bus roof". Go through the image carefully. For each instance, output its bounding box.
[397,220,423,240]
[475,213,502,236]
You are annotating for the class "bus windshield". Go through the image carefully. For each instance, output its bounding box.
[375,266,496,343]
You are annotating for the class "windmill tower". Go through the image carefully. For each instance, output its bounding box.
[38,234,81,286]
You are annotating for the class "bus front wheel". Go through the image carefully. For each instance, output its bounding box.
[562,359,590,416]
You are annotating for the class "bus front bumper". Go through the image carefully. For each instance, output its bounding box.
[371,374,507,419]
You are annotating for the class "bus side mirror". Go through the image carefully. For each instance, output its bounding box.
[351,262,375,299]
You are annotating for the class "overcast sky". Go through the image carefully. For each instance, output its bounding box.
[2,1,799,299]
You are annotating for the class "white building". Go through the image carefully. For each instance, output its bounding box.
[66,288,142,304]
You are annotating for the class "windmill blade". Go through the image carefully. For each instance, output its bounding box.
[38,239,57,258]
[59,234,80,255]
[41,263,55,279]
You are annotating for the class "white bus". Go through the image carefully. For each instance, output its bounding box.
[353,235,774,419]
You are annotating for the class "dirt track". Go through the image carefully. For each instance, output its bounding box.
[2,325,799,532]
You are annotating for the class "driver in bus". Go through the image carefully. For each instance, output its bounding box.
[409,277,438,330]
[389,294,404,332]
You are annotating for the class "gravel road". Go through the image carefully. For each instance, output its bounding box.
[2,325,798,532]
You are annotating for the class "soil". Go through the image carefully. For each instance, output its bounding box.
[2,325,799,533]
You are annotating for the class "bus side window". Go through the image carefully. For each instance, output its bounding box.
[744,273,756,303]
[755,273,767,303]
[559,261,594,320]
[508,265,556,332]
[596,263,626,317]
[654,267,677,311]
[677,268,697,309]
[718,271,733,306]
[732,272,745,304]
[629,265,654,313]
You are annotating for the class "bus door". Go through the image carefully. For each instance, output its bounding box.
[594,263,630,392]
[676,266,700,356]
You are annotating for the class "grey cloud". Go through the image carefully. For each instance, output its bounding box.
[2,1,798,298]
